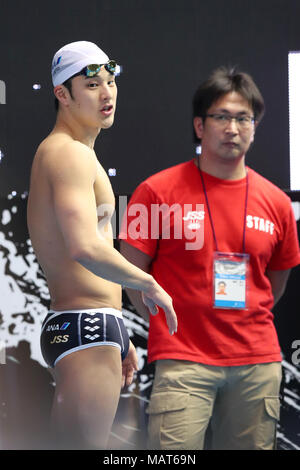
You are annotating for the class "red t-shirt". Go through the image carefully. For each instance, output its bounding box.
[119,160,300,366]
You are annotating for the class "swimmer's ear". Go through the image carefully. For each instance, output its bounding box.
[54,85,70,107]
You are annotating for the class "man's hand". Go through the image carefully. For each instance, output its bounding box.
[142,282,178,336]
[119,242,178,335]
[121,340,139,388]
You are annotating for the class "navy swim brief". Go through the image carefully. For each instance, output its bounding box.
[40,308,130,368]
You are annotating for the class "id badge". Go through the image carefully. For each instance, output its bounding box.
[213,252,249,309]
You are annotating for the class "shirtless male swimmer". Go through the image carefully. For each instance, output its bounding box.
[27,41,177,450]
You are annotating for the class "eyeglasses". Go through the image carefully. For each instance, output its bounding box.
[84,60,117,77]
[205,113,255,129]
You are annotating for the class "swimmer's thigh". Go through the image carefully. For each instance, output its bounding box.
[52,345,122,448]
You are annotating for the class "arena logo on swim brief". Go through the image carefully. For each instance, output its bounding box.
[84,333,100,341]
[84,325,100,333]
[84,316,100,324]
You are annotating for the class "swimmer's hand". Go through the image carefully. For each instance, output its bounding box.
[142,282,178,336]
[121,340,139,388]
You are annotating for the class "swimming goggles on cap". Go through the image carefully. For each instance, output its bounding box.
[84,60,117,77]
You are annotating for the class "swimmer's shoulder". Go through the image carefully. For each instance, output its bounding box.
[33,133,98,179]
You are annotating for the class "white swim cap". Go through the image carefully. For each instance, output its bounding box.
[51,40,110,87]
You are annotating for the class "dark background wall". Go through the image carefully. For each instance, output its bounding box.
[0,0,300,197]
[0,0,300,451]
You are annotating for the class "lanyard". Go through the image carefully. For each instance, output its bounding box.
[198,159,249,253]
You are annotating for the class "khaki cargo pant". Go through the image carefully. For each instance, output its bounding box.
[147,360,281,450]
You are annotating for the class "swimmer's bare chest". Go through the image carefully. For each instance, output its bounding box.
[32,155,122,311]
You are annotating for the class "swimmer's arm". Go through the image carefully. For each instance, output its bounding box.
[120,241,152,322]
[49,143,152,291]
[265,268,291,306]
[48,143,177,334]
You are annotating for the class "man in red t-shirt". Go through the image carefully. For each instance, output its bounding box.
[119,66,300,450]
